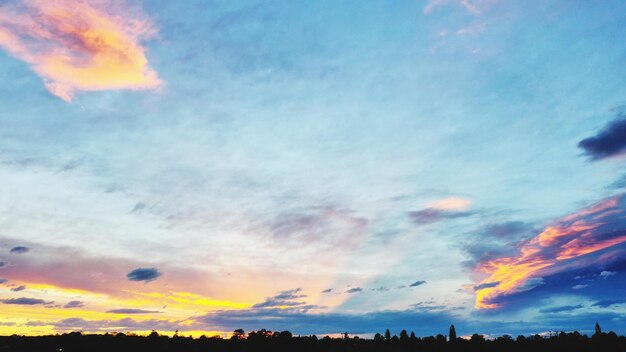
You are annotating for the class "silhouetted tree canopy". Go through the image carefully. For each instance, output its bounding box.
[1,325,625,352]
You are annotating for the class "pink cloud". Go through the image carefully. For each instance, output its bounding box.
[0,0,162,101]
[474,195,626,309]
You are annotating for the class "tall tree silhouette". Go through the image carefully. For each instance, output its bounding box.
[449,324,457,342]
[595,322,602,335]
[384,329,391,341]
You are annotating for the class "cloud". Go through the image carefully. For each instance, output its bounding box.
[539,304,584,314]
[63,300,85,308]
[599,270,616,279]
[0,278,7,284]
[321,288,332,293]
[345,287,363,293]
[474,281,499,291]
[408,208,472,225]
[10,284,26,292]
[9,246,29,254]
[427,197,472,211]
[423,0,482,15]
[371,286,390,292]
[0,0,162,102]
[409,280,427,287]
[268,207,368,246]
[571,284,588,290]
[473,194,626,309]
[481,222,533,240]
[106,308,162,314]
[0,260,7,268]
[578,110,626,160]
[252,288,308,309]
[0,297,48,305]
[592,299,626,308]
[127,267,162,282]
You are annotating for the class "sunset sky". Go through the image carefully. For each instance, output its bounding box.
[1,0,626,338]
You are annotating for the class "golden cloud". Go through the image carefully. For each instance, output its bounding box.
[0,0,162,101]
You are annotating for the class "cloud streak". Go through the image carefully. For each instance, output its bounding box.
[473,195,626,309]
[0,0,162,101]
[106,308,162,314]
[0,297,48,305]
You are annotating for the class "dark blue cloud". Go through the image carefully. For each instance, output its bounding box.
[9,246,29,254]
[0,297,48,305]
[539,304,584,314]
[10,285,26,292]
[126,267,162,282]
[474,281,499,291]
[0,278,7,284]
[408,208,472,225]
[592,299,626,308]
[578,111,626,160]
[321,288,332,293]
[409,280,427,287]
[0,260,7,268]
[106,309,162,314]
[63,300,85,308]
[252,288,308,309]
[346,287,363,293]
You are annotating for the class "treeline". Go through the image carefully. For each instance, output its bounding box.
[1,328,625,352]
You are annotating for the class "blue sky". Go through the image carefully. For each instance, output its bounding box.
[0,0,626,338]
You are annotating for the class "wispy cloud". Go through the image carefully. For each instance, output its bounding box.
[408,208,472,225]
[0,0,162,101]
[539,304,584,314]
[252,288,308,309]
[106,308,162,314]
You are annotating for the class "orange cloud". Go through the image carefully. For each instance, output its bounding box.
[474,196,626,309]
[0,0,161,101]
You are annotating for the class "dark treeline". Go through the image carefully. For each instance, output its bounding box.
[1,326,625,352]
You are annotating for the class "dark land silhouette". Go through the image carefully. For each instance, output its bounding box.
[1,324,625,352]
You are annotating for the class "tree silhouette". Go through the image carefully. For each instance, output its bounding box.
[231,329,245,340]
[384,328,391,341]
[595,322,602,335]
[449,324,457,342]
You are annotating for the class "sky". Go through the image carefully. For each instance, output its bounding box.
[0,0,626,339]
